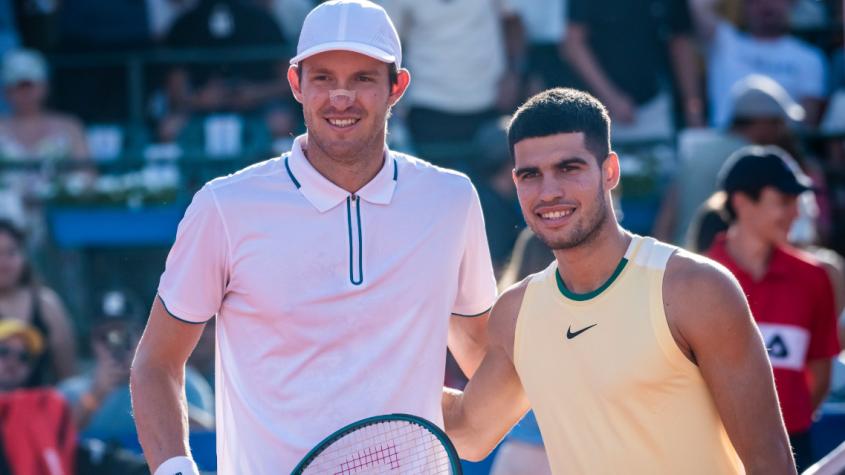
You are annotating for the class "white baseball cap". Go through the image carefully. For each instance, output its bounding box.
[727,74,805,123]
[2,49,47,86]
[290,0,402,68]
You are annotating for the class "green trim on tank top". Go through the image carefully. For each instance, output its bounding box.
[556,257,629,301]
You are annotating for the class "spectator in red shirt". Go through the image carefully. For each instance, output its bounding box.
[0,319,76,475]
[706,145,840,471]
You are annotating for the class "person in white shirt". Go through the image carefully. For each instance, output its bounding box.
[690,0,829,127]
[377,0,523,161]
[130,2,498,474]
[507,0,572,95]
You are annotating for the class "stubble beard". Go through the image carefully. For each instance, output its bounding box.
[304,106,390,166]
[532,188,609,251]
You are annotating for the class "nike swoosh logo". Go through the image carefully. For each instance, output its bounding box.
[566,323,598,339]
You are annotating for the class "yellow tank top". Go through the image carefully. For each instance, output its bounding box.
[514,235,744,475]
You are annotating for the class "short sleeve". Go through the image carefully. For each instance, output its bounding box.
[452,185,498,316]
[158,186,230,323]
[807,268,840,360]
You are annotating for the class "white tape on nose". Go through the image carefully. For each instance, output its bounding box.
[329,89,356,107]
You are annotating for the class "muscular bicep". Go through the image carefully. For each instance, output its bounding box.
[133,296,205,371]
[666,255,794,472]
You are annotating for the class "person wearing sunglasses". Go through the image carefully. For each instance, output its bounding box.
[0,318,42,392]
[0,319,77,475]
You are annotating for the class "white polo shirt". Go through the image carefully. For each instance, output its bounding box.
[157,135,497,474]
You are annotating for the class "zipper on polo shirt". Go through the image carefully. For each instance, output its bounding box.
[346,194,364,286]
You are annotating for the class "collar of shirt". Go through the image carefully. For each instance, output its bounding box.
[285,134,398,213]
[708,232,792,282]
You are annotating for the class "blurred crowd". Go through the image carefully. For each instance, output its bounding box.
[0,0,843,473]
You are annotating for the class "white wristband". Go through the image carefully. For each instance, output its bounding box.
[154,456,200,475]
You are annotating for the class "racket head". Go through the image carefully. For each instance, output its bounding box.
[292,413,462,475]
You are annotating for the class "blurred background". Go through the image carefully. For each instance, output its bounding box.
[0,0,843,473]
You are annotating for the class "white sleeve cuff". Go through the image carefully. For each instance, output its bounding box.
[154,456,200,475]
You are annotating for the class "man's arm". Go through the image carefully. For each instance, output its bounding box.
[665,252,796,474]
[668,35,705,128]
[807,358,832,412]
[651,183,679,242]
[448,312,490,380]
[688,0,721,42]
[130,296,205,473]
[562,23,635,123]
[497,3,525,112]
[443,283,531,461]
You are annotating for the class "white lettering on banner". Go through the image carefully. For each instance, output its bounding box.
[757,323,810,371]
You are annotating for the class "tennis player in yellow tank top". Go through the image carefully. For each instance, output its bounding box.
[442,89,796,474]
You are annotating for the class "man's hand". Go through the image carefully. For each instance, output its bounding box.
[497,71,522,112]
[602,90,636,124]
[91,350,129,402]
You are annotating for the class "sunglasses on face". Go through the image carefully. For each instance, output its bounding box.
[0,345,33,365]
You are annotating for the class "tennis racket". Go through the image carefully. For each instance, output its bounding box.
[292,413,463,475]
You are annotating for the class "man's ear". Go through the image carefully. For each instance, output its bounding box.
[603,151,621,191]
[288,65,304,104]
[388,68,411,107]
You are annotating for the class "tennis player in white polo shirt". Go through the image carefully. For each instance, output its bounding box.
[130,1,497,474]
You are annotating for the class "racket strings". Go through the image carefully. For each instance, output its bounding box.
[303,420,454,474]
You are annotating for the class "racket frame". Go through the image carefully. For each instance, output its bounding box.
[291,413,463,475]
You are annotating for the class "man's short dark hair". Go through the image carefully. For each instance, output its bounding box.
[295,61,399,89]
[507,88,611,163]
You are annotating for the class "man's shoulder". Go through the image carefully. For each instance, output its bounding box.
[204,155,287,194]
[663,248,752,340]
[664,248,743,309]
[498,277,532,312]
[393,151,476,194]
[666,246,730,279]
[490,277,533,352]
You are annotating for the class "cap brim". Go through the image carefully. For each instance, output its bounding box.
[777,180,815,195]
[290,42,396,66]
[784,103,806,122]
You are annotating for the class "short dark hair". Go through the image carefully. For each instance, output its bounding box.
[295,61,399,89]
[507,88,611,163]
